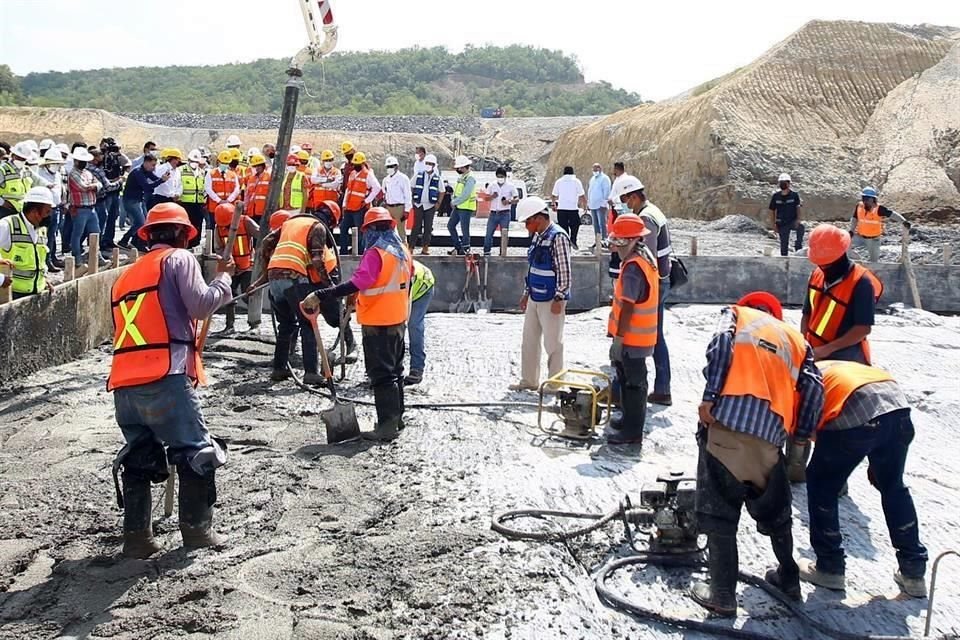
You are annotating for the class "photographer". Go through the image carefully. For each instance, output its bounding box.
[99,138,130,250]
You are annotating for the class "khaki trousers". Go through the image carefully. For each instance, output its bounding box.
[387,204,407,243]
[520,300,566,386]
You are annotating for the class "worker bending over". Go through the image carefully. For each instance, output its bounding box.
[303,207,413,442]
[213,203,259,332]
[606,213,659,445]
[108,203,233,558]
[799,360,928,598]
[691,291,824,616]
[849,187,910,263]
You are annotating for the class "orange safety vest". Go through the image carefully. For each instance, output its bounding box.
[357,247,411,326]
[244,170,271,218]
[855,202,883,238]
[107,248,205,391]
[207,169,238,213]
[817,359,895,431]
[344,167,370,212]
[309,166,341,209]
[217,219,254,272]
[806,264,883,364]
[267,215,334,284]
[719,305,808,435]
[607,253,659,348]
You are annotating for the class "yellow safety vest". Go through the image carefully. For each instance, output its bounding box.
[453,174,477,212]
[180,166,206,204]
[0,213,47,295]
[411,260,435,302]
[0,161,27,213]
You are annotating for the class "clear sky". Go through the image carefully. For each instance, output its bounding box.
[1,0,957,101]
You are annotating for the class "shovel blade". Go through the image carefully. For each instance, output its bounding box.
[322,401,361,444]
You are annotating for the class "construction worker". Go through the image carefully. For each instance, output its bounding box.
[447,155,477,255]
[227,148,248,188]
[849,186,910,263]
[690,291,824,616]
[411,153,443,255]
[302,207,413,442]
[213,203,259,332]
[300,142,320,170]
[798,360,928,597]
[405,260,435,386]
[509,196,572,392]
[0,187,55,299]
[280,153,309,213]
[205,151,241,228]
[243,154,271,224]
[606,162,627,281]
[308,149,342,217]
[382,156,412,244]
[180,150,208,248]
[606,213,659,445]
[769,173,805,257]
[340,152,382,255]
[224,135,243,160]
[0,141,31,218]
[150,149,184,210]
[613,175,674,406]
[108,202,233,558]
[339,140,357,208]
[803,225,883,365]
[251,201,348,384]
[310,199,357,366]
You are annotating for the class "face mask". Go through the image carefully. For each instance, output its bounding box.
[387,167,397,176]
[12,158,25,169]
[148,150,158,158]
[286,165,297,174]
[617,202,630,214]
[219,163,229,173]
[497,178,506,185]
[593,170,600,177]
[189,162,199,170]
[426,164,435,173]
[323,161,333,170]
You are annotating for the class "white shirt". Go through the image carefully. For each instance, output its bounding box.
[609,174,626,206]
[417,170,442,208]
[413,157,427,176]
[204,169,241,203]
[0,213,39,288]
[361,168,382,205]
[38,167,63,207]
[552,174,585,210]
[485,181,518,212]
[382,170,412,209]
[153,162,183,198]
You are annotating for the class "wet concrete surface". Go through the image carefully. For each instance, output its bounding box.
[0,306,958,639]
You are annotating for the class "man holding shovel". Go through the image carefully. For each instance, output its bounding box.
[302,207,413,442]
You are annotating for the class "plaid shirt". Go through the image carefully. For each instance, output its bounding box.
[68,168,100,208]
[702,307,824,445]
[823,380,908,431]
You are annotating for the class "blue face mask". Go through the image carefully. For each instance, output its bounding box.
[219,163,229,173]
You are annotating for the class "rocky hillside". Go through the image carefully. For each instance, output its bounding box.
[545,20,959,220]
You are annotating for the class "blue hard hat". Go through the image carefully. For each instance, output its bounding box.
[861,186,878,199]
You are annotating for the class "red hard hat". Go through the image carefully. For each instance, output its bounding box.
[286,153,299,165]
[269,210,292,231]
[300,142,313,151]
[214,202,236,227]
[321,200,342,225]
[808,225,851,266]
[737,291,784,321]
[361,206,396,230]
[608,213,650,240]
[138,202,198,242]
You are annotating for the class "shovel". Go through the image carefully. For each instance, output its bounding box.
[300,301,361,444]
[477,255,492,314]
[449,255,473,313]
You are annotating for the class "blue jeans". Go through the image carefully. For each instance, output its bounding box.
[483,211,511,255]
[47,206,62,257]
[806,409,927,577]
[448,208,473,253]
[340,211,365,255]
[114,374,213,458]
[653,279,671,395]
[408,286,434,372]
[120,198,145,247]
[591,207,608,239]
[100,191,121,248]
[70,206,101,261]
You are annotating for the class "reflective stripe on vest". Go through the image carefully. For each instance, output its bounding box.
[179,167,205,204]
[0,213,47,294]
[411,260,435,302]
[607,251,659,348]
[806,264,882,363]
[207,170,237,212]
[268,216,324,284]
[245,171,271,217]
[108,248,205,390]
[357,247,411,326]
[217,222,253,272]
[344,168,370,212]
[413,172,441,205]
[719,305,808,435]
[817,359,896,431]
[855,203,883,238]
[309,167,341,208]
[0,161,27,212]
[526,224,568,302]
[453,175,477,211]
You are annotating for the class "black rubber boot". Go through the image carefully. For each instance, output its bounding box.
[397,378,406,431]
[608,385,646,444]
[177,466,226,549]
[121,474,162,559]
[690,534,739,617]
[224,304,236,333]
[765,530,801,600]
[364,384,400,442]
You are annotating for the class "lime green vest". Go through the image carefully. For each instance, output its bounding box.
[453,174,477,212]
[180,166,206,204]
[411,260,435,302]
[1,213,47,294]
[0,161,27,213]
[287,172,306,210]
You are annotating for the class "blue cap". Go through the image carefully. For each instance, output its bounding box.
[861,186,878,199]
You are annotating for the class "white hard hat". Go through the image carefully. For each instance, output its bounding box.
[290,144,302,154]
[247,146,259,158]
[26,151,40,165]
[71,147,94,162]
[41,147,63,165]
[56,143,70,155]
[779,173,792,183]
[516,196,550,222]
[11,142,33,158]
[188,149,203,162]
[24,186,54,206]
[24,139,39,153]
[611,174,645,200]
[453,155,472,169]
[226,135,242,147]
[424,153,437,165]
[385,155,399,167]
[39,138,55,151]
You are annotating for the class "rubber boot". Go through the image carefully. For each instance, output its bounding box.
[690,534,739,617]
[224,304,236,333]
[177,466,226,549]
[608,385,646,445]
[764,531,801,600]
[397,378,406,431]
[364,384,400,442]
[121,474,163,559]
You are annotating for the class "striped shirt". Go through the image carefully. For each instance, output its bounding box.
[68,168,100,208]
[823,380,908,431]
[702,308,824,445]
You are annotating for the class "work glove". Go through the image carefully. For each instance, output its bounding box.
[609,337,624,363]
[786,438,810,483]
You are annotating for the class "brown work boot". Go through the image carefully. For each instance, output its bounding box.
[121,475,162,559]
[647,392,673,406]
[421,246,430,255]
[123,530,163,559]
[181,525,227,549]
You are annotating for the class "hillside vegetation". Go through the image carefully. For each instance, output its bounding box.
[2,46,641,117]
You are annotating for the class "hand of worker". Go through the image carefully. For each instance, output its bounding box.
[609,337,624,362]
[697,401,716,426]
[216,256,235,275]
[162,172,172,182]
[300,291,321,313]
[787,438,809,467]
[0,276,11,289]
[812,344,833,361]
[45,280,55,293]
[519,293,528,312]
[246,281,264,296]
[550,299,563,315]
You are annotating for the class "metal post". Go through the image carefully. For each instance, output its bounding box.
[88,234,100,275]
[925,550,960,637]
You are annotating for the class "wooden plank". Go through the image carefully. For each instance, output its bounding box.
[63,256,75,282]
[88,233,100,275]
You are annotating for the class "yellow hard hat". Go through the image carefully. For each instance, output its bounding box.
[249,153,267,167]
[320,149,335,161]
[217,150,233,164]
[352,151,366,165]
[296,150,310,161]
[229,148,243,162]
[341,141,355,154]
[161,148,184,161]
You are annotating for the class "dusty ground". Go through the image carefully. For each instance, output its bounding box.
[1,305,959,640]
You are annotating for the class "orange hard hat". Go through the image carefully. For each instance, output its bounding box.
[808,225,851,266]
[214,202,236,227]
[301,142,313,151]
[138,202,198,242]
[737,291,784,321]
[321,200,342,225]
[361,206,396,230]
[608,213,650,240]
[269,210,292,231]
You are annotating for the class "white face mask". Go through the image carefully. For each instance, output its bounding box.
[426,164,435,173]
[387,167,397,176]
[189,162,199,170]
[323,161,333,170]
[497,178,506,185]
[285,165,297,174]
[593,170,600,177]
[12,158,25,169]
